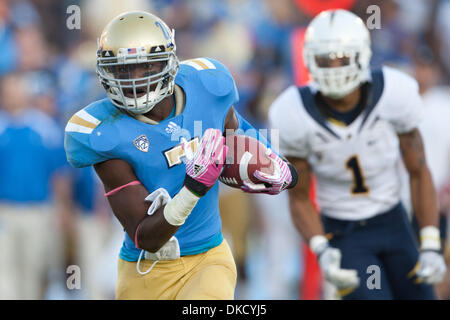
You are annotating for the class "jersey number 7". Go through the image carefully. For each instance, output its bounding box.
[346,155,369,194]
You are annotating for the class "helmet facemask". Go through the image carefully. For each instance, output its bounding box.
[304,44,371,99]
[97,47,179,114]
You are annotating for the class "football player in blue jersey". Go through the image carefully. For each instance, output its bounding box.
[64,11,297,300]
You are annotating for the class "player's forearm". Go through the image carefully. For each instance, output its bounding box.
[410,166,439,229]
[400,129,441,248]
[135,186,200,253]
[289,194,325,242]
[104,187,175,253]
[135,207,180,253]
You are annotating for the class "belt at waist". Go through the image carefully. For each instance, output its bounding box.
[321,202,404,237]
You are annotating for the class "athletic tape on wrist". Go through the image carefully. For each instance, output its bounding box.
[309,235,329,255]
[420,226,441,251]
[163,186,200,226]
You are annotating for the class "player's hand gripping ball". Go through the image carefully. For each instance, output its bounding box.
[219,134,296,194]
[183,128,228,196]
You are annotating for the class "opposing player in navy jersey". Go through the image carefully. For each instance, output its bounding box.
[64,11,296,300]
[270,9,446,299]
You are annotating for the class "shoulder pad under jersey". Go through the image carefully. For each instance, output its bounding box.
[381,66,423,133]
[64,99,121,168]
[269,85,311,158]
[180,57,239,100]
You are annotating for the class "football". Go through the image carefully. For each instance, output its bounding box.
[219,134,274,189]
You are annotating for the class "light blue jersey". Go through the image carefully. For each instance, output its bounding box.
[64,58,239,261]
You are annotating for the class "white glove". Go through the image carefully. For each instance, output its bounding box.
[310,235,360,290]
[415,226,447,284]
[416,250,447,284]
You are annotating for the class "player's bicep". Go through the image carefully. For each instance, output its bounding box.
[286,156,311,200]
[398,128,427,175]
[94,159,150,238]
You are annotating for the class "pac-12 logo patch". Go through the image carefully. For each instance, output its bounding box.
[134,134,149,152]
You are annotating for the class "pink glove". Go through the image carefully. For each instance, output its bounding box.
[183,128,228,196]
[241,148,293,195]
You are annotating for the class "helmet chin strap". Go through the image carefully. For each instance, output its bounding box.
[109,80,166,115]
[129,84,186,125]
[317,71,363,100]
[322,87,357,100]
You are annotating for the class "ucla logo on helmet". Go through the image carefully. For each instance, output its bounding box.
[134,134,149,152]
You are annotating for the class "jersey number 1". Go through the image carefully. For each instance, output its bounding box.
[346,155,369,194]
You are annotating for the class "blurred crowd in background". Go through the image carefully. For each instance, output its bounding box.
[0,0,449,300]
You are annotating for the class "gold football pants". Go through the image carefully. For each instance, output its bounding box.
[116,239,237,300]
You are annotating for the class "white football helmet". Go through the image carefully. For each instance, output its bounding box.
[96,11,179,114]
[303,9,372,99]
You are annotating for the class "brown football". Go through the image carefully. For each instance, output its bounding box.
[219,134,274,189]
